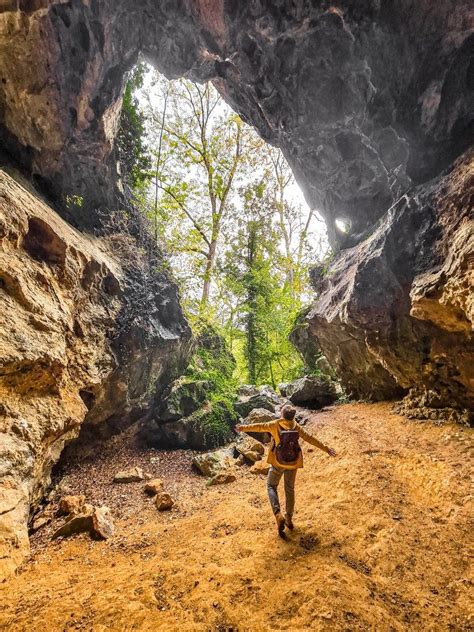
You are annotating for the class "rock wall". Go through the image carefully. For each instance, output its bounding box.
[0,170,190,579]
[0,2,471,239]
[0,0,472,577]
[301,151,473,420]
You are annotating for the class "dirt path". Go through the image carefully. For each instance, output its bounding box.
[1,403,472,631]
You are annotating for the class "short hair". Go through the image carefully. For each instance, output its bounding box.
[282,404,296,420]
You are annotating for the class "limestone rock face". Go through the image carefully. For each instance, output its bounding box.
[284,376,338,409]
[0,171,190,579]
[0,2,471,242]
[300,153,473,419]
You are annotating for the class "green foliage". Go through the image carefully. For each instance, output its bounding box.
[219,181,306,387]
[64,194,84,209]
[185,320,237,398]
[116,62,152,191]
[182,320,239,446]
[189,399,237,448]
[123,63,330,388]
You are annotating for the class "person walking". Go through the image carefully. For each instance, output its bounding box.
[236,404,336,537]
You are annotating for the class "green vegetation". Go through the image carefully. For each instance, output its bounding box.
[116,63,152,192]
[188,400,237,448]
[118,64,330,388]
[184,321,238,446]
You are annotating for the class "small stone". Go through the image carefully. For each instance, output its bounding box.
[243,450,262,463]
[235,454,246,467]
[156,493,174,511]
[321,610,333,620]
[250,461,270,476]
[30,515,51,533]
[208,472,237,486]
[58,494,86,516]
[144,479,164,496]
[52,507,94,539]
[113,467,145,483]
[92,506,114,539]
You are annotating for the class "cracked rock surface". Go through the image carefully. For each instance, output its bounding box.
[0,170,190,579]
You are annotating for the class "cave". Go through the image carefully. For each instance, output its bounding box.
[0,1,472,627]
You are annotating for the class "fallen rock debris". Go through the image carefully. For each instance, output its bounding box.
[113,467,146,483]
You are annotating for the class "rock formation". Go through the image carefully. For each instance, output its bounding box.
[301,153,473,420]
[0,170,190,579]
[1,2,471,237]
[0,0,472,578]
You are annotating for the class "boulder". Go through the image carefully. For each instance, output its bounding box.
[236,436,265,456]
[156,379,210,422]
[58,495,86,517]
[250,461,271,476]
[156,493,174,511]
[235,436,265,463]
[234,386,280,418]
[208,472,237,486]
[150,401,236,451]
[285,377,338,409]
[237,385,260,398]
[192,447,235,478]
[113,467,145,483]
[240,408,277,443]
[92,506,115,539]
[144,479,164,496]
[244,408,278,425]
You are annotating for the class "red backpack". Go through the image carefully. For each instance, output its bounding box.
[275,425,300,465]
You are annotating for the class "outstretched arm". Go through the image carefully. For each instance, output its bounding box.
[299,426,336,456]
[235,422,273,434]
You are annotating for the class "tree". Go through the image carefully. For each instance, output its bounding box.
[143,74,253,313]
[124,64,329,384]
[116,63,152,192]
[220,182,305,387]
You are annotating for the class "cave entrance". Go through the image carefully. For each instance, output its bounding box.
[118,61,329,389]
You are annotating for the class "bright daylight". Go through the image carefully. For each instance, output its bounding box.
[0,3,472,632]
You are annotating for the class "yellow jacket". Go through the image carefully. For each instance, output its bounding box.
[238,418,330,470]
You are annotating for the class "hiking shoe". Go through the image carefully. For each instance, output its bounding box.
[275,512,286,538]
[285,514,294,530]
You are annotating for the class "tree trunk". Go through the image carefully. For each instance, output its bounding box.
[246,222,258,384]
[200,239,218,310]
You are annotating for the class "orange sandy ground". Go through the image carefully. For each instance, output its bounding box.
[0,403,472,631]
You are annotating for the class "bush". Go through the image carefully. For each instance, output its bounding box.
[190,398,238,449]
